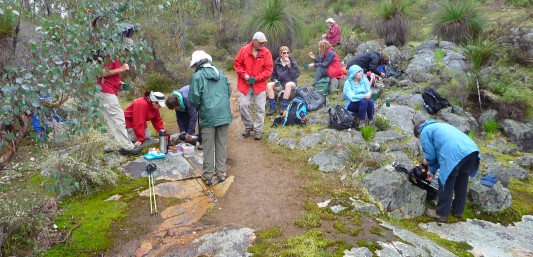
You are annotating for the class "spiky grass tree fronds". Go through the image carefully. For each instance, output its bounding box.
[243,0,304,59]
[376,0,416,47]
[432,0,485,44]
[465,37,496,72]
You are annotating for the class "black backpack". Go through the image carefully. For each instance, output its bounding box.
[273,97,307,126]
[328,105,354,130]
[296,86,326,112]
[422,87,450,114]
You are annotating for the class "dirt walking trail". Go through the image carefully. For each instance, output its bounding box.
[200,72,306,235]
[107,71,308,256]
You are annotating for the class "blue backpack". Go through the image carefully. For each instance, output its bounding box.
[273,97,307,126]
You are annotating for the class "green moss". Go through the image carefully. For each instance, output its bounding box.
[369,225,386,236]
[44,175,146,257]
[248,230,349,257]
[386,217,474,256]
[256,226,284,240]
[333,221,347,233]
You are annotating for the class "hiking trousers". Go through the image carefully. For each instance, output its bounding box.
[347,99,375,121]
[201,124,229,178]
[436,151,480,218]
[96,92,135,151]
[239,88,266,134]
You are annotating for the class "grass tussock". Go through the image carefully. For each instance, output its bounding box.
[432,0,485,43]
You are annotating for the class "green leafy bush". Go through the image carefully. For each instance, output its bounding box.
[189,22,214,46]
[0,6,14,37]
[144,72,177,93]
[374,114,391,131]
[432,0,485,43]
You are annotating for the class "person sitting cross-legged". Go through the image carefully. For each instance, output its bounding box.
[266,46,300,115]
[343,65,374,129]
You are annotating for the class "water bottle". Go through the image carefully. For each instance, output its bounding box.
[159,129,167,154]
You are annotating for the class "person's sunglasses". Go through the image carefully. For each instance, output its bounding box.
[282,51,289,54]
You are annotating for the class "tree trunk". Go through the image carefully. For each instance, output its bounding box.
[12,0,23,52]
[0,114,30,172]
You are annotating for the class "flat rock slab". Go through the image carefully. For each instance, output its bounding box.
[380,221,456,257]
[420,215,533,257]
[121,153,203,181]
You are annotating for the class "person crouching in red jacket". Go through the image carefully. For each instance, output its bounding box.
[124,91,166,146]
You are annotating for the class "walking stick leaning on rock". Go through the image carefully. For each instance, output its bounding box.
[146,163,158,215]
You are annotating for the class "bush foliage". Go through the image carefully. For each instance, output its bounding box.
[432,0,485,43]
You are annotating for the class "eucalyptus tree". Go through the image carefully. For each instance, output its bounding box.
[0,0,152,171]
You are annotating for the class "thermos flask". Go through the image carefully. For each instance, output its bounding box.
[159,129,167,154]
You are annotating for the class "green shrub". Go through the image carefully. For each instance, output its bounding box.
[465,38,496,72]
[0,7,14,37]
[468,129,476,140]
[188,22,214,46]
[361,125,376,141]
[432,0,485,43]
[374,114,391,131]
[483,119,501,134]
[144,72,177,93]
[376,0,416,46]
[506,0,532,7]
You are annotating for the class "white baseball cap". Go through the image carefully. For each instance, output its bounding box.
[149,91,166,107]
[326,18,335,24]
[252,31,267,43]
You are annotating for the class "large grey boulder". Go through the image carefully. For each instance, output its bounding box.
[438,106,479,133]
[468,180,512,212]
[516,153,533,169]
[384,92,424,109]
[487,166,530,187]
[363,166,426,218]
[299,132,324,150]
[374,131,405,144]
[376,105,416,134]
[355,40,381,54]
[501,119,533,152]
[309,144,351,172]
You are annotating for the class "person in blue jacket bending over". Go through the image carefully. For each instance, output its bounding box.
[414,119,480,222]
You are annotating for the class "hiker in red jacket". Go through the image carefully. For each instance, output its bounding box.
[234,31,274,140]
[124,91,166,146]
[322,18,340,46]
[307,40,344,84]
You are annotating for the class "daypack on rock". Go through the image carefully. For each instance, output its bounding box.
[422,87,450,114]
[393,162,438,199]
[296,86,326,112]
[328,105,354,130]
[314,77,330,96]
[272,97,307,126]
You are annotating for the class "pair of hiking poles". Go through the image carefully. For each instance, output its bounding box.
[146,163,158,215]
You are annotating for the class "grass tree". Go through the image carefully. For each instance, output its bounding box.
[376,0,416,47]
[243,0,304,59]
[432,0,485,43]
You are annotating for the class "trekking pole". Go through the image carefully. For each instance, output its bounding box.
[151,169,158,214]
[148,169,153,214]
[146,163,158,215]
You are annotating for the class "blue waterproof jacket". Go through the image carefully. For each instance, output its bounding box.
[419,120,480,186]
[343,65,371,111]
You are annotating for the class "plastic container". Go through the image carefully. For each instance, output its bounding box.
[181,143,195,158]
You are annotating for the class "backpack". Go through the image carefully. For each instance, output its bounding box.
[422,87,450,115]
[328,105,354,130]
[273,97,307,126]
[296,86,326,112]
[314,77,330,96]
[392,163,438,199]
